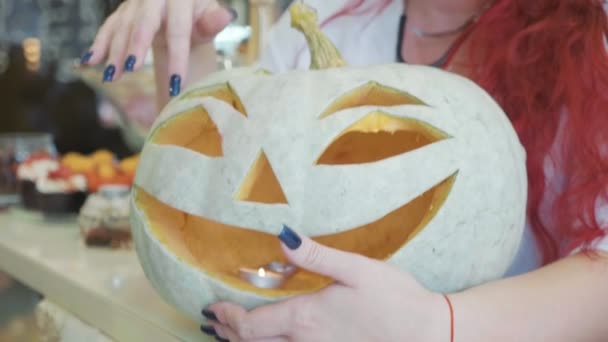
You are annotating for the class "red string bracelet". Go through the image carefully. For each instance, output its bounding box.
[443,294,454,342]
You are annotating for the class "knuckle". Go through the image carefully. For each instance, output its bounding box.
[292,300,316,331]
[141,5,163,25]
[235,324,254,339]
[214,325,229,340]
[165,28,190,40]
[303,244,324,268]
[108,39,127,56]
[234,319,254,339]
[96,21,116,39]
[105,8,122,25]
[131,25,153,43]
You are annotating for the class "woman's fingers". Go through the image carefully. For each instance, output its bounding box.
[278,226,379,288]
[166,0,194,97]
[209,322,241,341]
[206,299,308,341]
[125,0,165,73]
[84,0,231,86]
[85,4,122,65]
[204,322,289,342]
[84,0,164,81]
[103,2,140,81]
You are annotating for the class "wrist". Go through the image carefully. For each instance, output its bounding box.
[423,292,453,342]
[448,290,484,342]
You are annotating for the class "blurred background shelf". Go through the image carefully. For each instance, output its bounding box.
[0,208,206,341]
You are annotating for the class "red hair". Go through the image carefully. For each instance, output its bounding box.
[469,0,608,263]
[326,0,608,264]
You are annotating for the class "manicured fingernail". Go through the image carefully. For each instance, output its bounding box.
[169,74,181,97]
[103,64,116,82]
[228,7,238,21]
[202,309,217,321]
[200,325,217,336]
[216,337,230,342]
[80,51,93,64]
[124,55,136,72]
[278,224,301,250]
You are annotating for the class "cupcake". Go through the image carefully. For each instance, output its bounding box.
[36,166,87,214]
[16,154,58,210]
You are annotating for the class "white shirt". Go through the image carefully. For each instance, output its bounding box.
[258,0,608,276]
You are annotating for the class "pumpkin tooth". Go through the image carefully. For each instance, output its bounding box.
[289,1,346,69]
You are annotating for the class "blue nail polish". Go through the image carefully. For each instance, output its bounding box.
[169,74,181,97]
[124,55,136,72]
[80,51,93,64]
[200,325,217,336]
[103,64,116,82]
[216,337,230,342]
[278,225,301,250]
[202,309,217,321]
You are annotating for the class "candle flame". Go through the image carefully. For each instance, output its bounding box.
[258,267,266,277]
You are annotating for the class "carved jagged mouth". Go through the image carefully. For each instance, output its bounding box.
[134,173,455,297]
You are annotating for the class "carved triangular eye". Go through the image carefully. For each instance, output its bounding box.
[320,81,426,119]
[235,150,288,204]
[183,83,247,117]
[150,83,249,156]
[317,112,449,165]
[151,106,224,157]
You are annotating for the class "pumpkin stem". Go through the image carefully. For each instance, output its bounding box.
[289,1,346,69]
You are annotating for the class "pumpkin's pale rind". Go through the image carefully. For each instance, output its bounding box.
[131,62,527,322]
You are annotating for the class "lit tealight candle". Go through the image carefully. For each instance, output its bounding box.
[239,266,285,289]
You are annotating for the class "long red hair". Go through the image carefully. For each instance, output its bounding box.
[470,0,608,263]
[324,0,608,264]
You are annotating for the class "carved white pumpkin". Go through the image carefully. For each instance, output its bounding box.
[130,2,527,321]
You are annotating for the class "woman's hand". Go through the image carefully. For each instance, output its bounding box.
[83,0,235,95]
[201,226,450,342]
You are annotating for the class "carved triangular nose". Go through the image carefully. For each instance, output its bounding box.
[235,150,288,204]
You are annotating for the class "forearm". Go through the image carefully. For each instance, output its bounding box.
[451,252,608,341]
[152,42,218,111]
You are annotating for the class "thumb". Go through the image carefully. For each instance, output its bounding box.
[277,225,374,287]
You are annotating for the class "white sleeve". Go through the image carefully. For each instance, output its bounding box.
[257,9,305,73]
[596,236,608,251]
[593,196,608,252]
[256,0,355,73]
[570,196,608,253]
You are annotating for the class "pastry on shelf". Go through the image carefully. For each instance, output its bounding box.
[78,185,132,249]
[36,166,88,215]
[15,149,138,214]
[90,149,115,165]
[84,152,138,193]
[60,152,96,174]
[16,152,59,210]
